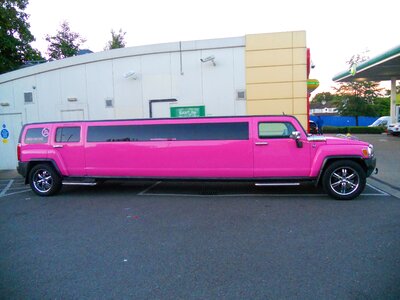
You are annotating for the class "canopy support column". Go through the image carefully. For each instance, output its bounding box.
[390,78,397,123]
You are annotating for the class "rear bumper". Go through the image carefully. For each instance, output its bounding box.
[365,156,376,177]
[17,162,28,178]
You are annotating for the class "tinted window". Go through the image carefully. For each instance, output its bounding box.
[87,122,249,142]
[259,122,296,138]
[56,127,81,142]
[24,128,49,144]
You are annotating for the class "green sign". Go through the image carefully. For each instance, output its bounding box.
[170,106,205,118]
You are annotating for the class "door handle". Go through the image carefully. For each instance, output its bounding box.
[53,145,63,148]
[255,142,269,146]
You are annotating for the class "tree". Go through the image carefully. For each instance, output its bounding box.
[312,92,338,104]
[374,97,390,116]
[104,29,126,50]
[0,0,44,74]
[333,53,384,124]
[45,21,86,60]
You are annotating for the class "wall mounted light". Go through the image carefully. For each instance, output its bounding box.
[124,71,138,80]
[0,102,10,107]
[67,97,78,102]
[200,55,216,66]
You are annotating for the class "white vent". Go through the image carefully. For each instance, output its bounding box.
[236,90,246,100]
[105,99,114,108]
[24,92,33,103]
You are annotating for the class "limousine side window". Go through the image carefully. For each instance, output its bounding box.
[87,122,249,142]
[24,128,49,144]
[56,127,81,143]
[258,122,296,139]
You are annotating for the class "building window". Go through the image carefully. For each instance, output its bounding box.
[236,90,246,100]
[24,92,33,104]
[105,99,114,108]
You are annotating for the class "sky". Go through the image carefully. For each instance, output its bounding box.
[26,0,400,94]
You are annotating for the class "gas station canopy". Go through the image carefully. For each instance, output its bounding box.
[333,44,400,82]
[332,44,400,123]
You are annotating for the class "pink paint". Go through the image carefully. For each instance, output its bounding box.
[19,116,371,180]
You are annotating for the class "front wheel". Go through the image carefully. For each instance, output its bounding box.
[29,164,62,196]
[322,160,366,200]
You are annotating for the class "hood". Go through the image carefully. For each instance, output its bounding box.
[308,135,369,146]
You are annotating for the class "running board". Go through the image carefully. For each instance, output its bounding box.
[255,182,300,186]
[62,181,97,186]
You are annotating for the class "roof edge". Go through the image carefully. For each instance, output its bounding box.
[332,44,400,82]
[0,36,245,84]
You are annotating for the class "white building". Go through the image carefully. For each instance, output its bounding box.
[0,31,309,170]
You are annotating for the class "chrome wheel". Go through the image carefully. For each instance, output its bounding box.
[329,166,359,196]
[32,169,54,193]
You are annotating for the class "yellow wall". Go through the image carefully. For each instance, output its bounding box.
[245,31,308,127]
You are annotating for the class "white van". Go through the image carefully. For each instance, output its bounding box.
[368,116,391,128]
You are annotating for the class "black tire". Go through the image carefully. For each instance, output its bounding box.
[29,164,62,196]
[322,160,366,200]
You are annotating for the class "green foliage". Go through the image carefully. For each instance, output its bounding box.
[0,0,44,74]
[45,21,86,60]
[334,80,384,105]
[335,95,378,118]
[323,126,348,134]
[104,29,126,50]
[322,126,385,134]
[373,97,390,116]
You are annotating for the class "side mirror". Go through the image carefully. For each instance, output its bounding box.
[290,131,303,148]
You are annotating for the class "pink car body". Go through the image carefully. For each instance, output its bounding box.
[17,116,377,199]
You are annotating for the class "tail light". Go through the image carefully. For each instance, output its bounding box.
[17,143,21,161]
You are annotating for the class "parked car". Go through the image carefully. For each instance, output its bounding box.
[17,115,376,200]
[387,122,400,136]
[368,116,391,128]
[309,120,318,134]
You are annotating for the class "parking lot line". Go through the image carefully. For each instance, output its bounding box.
[366,183,390,196]
[137,181,162,195]
[0,180,13,197]
[141,193,390,198]
[137,182,389,198]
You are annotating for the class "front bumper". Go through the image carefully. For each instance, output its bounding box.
[365,156,377,177]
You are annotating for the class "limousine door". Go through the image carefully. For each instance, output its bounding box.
[84,121,253,178]
[50,125,86,176]
[253,120,311,178]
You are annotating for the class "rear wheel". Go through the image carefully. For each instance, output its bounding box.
[29,164,62,196]
[322,160,366,200]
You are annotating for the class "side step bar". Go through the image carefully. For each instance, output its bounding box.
[62,181,97,186]
[255,183,300,186]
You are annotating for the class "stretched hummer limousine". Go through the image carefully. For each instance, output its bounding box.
[17,115,376,200]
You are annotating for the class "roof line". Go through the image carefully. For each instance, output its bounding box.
[332,44,400,81]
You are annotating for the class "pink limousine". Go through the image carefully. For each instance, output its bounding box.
[17,115,376,200]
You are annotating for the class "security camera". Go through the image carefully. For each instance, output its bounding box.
[200,55,216,66]
[311,61,316,69]
[124,71,137,80]
[200,56,215,63]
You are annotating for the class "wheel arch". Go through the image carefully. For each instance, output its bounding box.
[25,159,62,184]
[316,156,367,186]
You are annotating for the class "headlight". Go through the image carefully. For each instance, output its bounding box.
[368,144,374,157]
[363,144,374,158]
